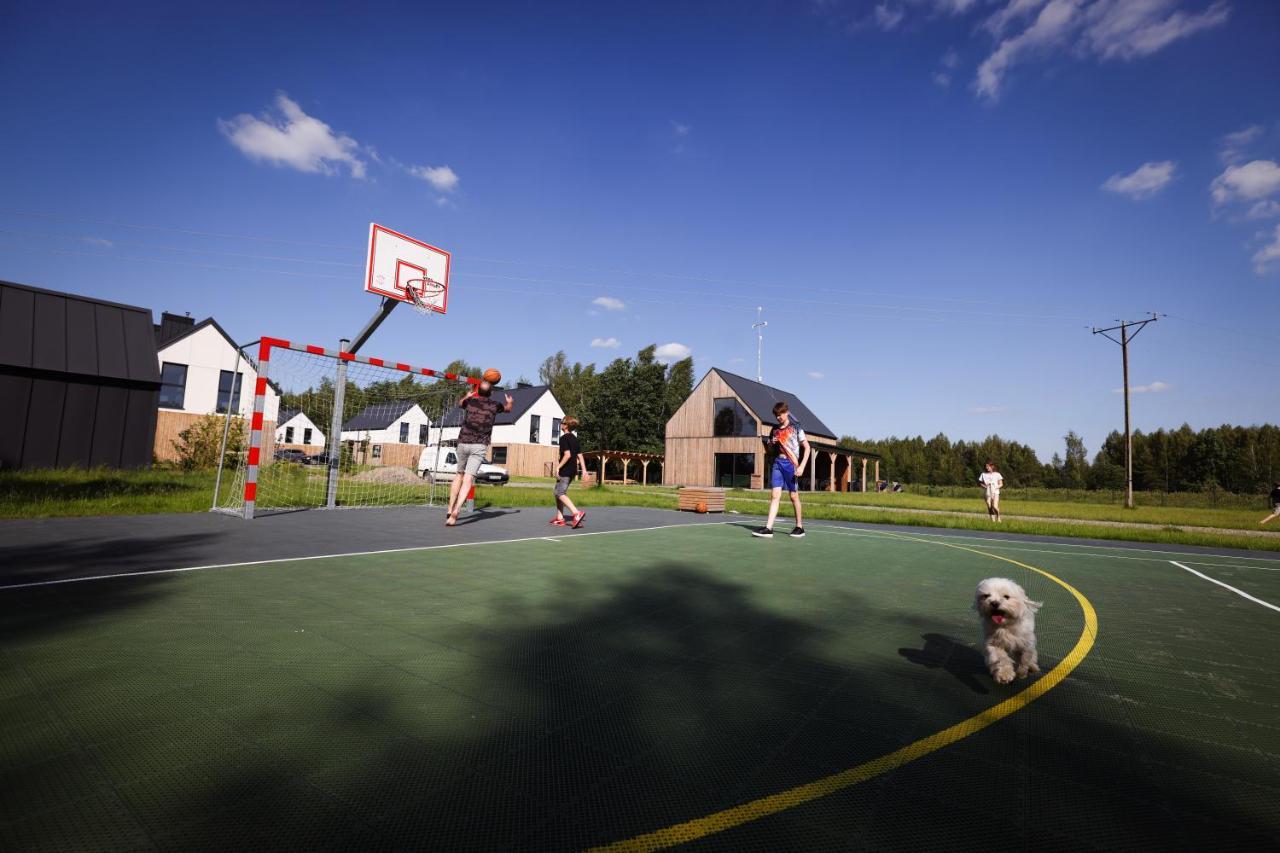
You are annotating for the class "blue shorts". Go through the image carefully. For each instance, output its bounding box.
[770,458,797,492]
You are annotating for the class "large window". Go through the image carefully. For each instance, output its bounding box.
[529,414,541,444]
[491,446,508,464]
[304,428,313,444]
[713,398,755,437]
[419,424,428,445]
[714,453,756,488]
[284,427,295,444]
[159,362,187,409]
[551,418,562,443]
[399,422,410,443]
[215,370,242,414]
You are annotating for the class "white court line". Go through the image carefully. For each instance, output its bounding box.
[1169,561,1280,613]
[0,521,727,592]
[806,522,1280,565]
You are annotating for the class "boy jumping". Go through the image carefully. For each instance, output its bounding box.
[753,401,810,539]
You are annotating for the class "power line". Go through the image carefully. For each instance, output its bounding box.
[1092,313,1160,510]
[0,208,1089,319]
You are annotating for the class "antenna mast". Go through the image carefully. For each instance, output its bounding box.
[752,307,768,382]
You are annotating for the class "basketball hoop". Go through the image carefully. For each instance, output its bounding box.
[403,277,447,317]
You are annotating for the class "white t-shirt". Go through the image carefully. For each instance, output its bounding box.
[979,471,1004,494]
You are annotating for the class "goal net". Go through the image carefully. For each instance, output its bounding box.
[214,337,478,518]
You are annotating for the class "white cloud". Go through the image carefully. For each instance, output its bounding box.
[976,0,1080,101]
[590,337,621,349]
[1114,380,1172,394]
[875,3,905,30]
[654,342,692,364]
[941,47,961,68]
[1245,200,1280,220]
[932,71,952,87]
[970,405,1008,414]
[592,296,626,311]
[1253,225,1280,275]
[808,371,825,379]
[218,92,366,178]
[671,120,690,136]
[83,237,113,248]
[976,1,1230,102]
[1211,160,1280,206]
[1219,125,1263,165]
[409,164,459,193]
[1101,160,1176,200]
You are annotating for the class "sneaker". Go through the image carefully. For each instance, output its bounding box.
[789,527,806,538]
[549,517,566,526]
[571,511,586,529]
[751,527,774,538]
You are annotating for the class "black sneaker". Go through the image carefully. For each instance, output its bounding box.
[789,527,806,538]
[751,527,774,538]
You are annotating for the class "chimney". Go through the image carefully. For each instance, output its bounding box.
[517,381,533,389]
[155,311,196,346]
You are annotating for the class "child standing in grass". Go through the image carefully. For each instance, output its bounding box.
[1262,482,1280,526]
[979,460,1004,523]
[752,401,810,539]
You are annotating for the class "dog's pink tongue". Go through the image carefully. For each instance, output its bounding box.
[991,614,1006,624]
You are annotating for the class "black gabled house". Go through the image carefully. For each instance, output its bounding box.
[0,280,161,470]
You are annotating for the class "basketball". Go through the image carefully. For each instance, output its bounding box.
[482,368,502,384]
[695,501,708,514]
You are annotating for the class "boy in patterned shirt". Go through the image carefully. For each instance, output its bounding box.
[752,401,810,539]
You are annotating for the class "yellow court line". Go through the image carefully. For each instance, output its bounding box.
[590,529,1098,852]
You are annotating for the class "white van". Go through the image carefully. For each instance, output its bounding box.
[417,445,510,485]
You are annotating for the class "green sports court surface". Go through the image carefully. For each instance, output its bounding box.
[2,510,1278,851]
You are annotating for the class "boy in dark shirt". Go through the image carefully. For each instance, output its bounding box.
[550,415,586,528]
[1262,482,1280,526]
[446,380,512,526]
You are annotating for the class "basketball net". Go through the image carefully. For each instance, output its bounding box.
[404,278,446,317]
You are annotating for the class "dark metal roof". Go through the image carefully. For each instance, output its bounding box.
[154,312,195,346]
[712,368,836,439]
[342,400,420,431]
[433,385,558,428]
[0,280,161,384]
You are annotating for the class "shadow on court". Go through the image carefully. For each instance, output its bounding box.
[0,532,219,587]
[131,564,1280,852]
[898,633,990,695]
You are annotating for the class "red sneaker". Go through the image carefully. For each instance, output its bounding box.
[571,511,586,529]
[549,517,566,526]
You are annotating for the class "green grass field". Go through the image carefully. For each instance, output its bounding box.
[3,521,1276,850]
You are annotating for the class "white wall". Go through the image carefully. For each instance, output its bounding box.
[275,412,326,447]
[339,404,432,445]
[157,324,279,421]
[495,390,566,445]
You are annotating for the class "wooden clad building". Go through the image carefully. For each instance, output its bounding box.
[664,368,879,491]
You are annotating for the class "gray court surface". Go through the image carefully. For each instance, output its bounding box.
[2,506,1276,589]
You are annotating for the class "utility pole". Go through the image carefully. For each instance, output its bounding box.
[1092,313,1159,509]
[752,307,767,382]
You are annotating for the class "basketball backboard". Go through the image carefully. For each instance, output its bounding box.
[364,223,451,314]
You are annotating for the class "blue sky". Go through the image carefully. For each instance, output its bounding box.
[2,0,1278,460]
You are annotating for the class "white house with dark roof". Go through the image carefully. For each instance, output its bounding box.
[664,368,879,491]
[152,313,279,463]
[274,409,326,449]
[340,400,432,468]
[428,383,567,477]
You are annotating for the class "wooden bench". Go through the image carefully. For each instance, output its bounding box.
[677,487,726,513]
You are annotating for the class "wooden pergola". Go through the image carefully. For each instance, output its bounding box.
[581,450,664,485]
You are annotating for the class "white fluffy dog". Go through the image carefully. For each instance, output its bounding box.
[973,578,1042,684]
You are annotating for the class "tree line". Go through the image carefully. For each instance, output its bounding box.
[840,424,1280,494]
[276,347,695,456]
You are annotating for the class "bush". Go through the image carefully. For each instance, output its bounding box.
[173,415,245,471]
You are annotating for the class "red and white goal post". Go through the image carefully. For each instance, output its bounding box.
[214,337,481,519]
